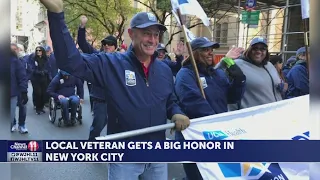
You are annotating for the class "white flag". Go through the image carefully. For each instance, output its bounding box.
[182,95,313,179]
[301,0,310,19]
[171,0,210,26]
[183,26,196,42]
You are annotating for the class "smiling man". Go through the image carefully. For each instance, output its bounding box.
[39,0,190,179]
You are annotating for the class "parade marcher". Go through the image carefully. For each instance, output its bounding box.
[45,45,59,77]
[282,55,296,82]
[286,47,309,98]
[174,37,246,180]
[77,15,115,140]
[156,42,184,77]
[40,0,190,179]
[269,55,288,99]
[27,46,52,115]
[11,44,28,132]
[228,37,283,111]
[47,70,84,126]
[11,43,29,133]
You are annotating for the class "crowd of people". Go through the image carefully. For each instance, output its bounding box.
[10,0,310,179]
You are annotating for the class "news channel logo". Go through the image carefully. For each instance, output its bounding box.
[202,128,247,140]
[7,141,42,162]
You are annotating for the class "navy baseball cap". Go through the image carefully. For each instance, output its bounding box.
[191,37,220,51]
[60,70,70,76]
[296,47,307,56]
[44,45,51,52]
[101,35,117,47]
[130,12,167,31]
[156,43,167,52]
[250,37,267,46]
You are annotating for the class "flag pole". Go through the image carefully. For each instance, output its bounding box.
[303,18,309,73]
[176,9,206,99]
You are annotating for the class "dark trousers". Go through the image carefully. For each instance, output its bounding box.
[175,132,203,180]
[88,100,108,140]
[13,95,27,126]
[32,81,47,111]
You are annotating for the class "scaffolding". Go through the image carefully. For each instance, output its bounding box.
[168,0,307,62]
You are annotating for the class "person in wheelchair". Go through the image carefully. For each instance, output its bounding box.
[47,70,84,126]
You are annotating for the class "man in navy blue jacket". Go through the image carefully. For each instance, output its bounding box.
[78,15,116,140]
[10,45,28,133]
[286,47,309,98]
[47,70,84,126]
[40,0,190,179]
[11,43,29,133]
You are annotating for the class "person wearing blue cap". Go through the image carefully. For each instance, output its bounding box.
[156,42,184,77]
[27,46,52,115]
[228,37,283,111]
[78,15,118,140]
[174,37,246,180]
[282,55,297,81]
[286,47,309,98]
[40,0,190,179]
[47,70,84,126]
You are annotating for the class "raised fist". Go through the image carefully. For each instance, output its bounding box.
[80,15,88,28]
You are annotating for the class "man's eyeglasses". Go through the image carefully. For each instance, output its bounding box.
[252,46,267,51]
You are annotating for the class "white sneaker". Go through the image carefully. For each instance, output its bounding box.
[11,124,17,132]
[18,125,28,134]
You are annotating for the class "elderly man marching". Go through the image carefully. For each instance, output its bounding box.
[39,0,190,179]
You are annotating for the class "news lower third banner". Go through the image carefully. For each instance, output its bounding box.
[1,140,320,163]
[181,95,313,179]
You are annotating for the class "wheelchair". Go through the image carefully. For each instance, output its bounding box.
[48,96,82,127]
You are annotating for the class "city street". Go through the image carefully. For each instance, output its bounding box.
[4,82,186,180]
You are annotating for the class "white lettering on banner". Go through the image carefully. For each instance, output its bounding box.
[181,95,312,180]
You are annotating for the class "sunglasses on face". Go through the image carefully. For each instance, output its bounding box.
[36,49,42,52]
[252,46,267,51]
[103,42,114,46]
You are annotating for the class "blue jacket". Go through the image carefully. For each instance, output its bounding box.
[286,60,309,98]
[11,56,28,97]
[77,27,106,100]
[47,72,84,100]
[175,63,245,119]
[27,54,52,82]
[48,11,183,140]
[49,53,59,77]
[159,55,183,76]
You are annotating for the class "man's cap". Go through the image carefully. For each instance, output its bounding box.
[156,43,167,52]
[250,37,268,46]
[191,37,220,51]
[101,35,118,47]
[130,12,167,31]
[286,56,296,65]
[296,47,307,56]
[43,45,51,52]
[60,70,70,76]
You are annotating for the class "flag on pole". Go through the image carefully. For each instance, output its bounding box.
[172,10,181,26]
[184,26,196,42]
[171,0,210,26]
[301,0,310,19]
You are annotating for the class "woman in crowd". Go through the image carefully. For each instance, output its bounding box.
[228,37,283,111]
[174,37,246,180]
[28,46,52,115]
[269,55,288,99]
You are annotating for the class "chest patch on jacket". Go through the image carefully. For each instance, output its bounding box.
[200,77,208,89]
[125,70,136,86]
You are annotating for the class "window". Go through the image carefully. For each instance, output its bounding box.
[215,23,228,44]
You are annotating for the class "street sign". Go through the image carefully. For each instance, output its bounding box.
[241,10,260,26]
